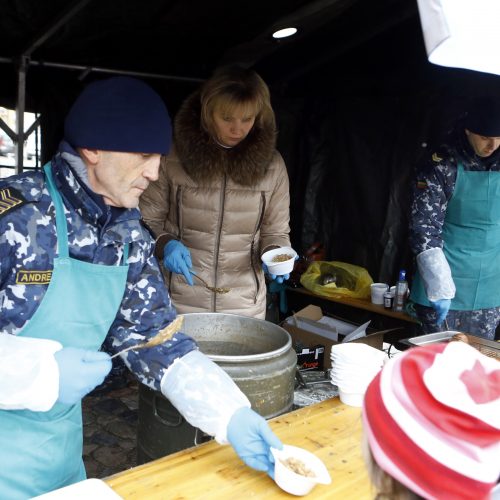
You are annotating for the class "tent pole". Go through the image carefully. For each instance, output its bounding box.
[35,60,204,83]
[0,57,203,83]
[10,0,95,174]
[15,56,27,174]
[22,0,93,57]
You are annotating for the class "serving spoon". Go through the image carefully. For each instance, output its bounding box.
[190,270,230,294]
[110,315,184,359]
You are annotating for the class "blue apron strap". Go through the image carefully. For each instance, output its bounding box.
[122,243,129,264]
[44,162,131,266]
[43,163,69,258]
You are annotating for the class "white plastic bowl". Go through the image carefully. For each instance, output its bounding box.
[338,387,365,407]
[330,372,378,388]
[330,363,382,376]
[271,444,331,496]
[330,343,387,361]
[330,359,383,370]
[261,247,297,276]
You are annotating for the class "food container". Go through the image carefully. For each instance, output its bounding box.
[383,291,394,309]
[32,479,122,499]
[271,445,332,496]
[400,331,500,360]
[338,387,365,407]
[370,282,388,305]
[405,331,460,345]
[261,246,298,275]
[137,313,297,463]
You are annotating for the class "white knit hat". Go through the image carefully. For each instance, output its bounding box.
[363,341,500,500]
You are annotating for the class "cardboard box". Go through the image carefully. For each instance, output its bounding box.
[296,345,325,371]
[283,305,385,369]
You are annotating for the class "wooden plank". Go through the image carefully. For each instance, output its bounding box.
[105,398,374,499]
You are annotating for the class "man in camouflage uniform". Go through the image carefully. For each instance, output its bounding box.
[0,77,282,499]
[409,97,500,340]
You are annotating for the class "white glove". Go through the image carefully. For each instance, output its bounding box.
[160,350,250,443]
[416,247,456,302]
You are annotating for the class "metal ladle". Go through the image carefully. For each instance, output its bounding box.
[190,270,230,294]
[110,315,184,359]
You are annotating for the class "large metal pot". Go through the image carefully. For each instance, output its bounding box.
[137,313,297,464]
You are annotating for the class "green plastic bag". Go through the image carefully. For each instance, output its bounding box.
[300,261,373,299]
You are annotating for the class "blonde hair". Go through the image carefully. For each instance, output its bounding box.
[361,431,421,500]
[199,66,276,139]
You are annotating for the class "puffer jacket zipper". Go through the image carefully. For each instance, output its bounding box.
[175,185,183,240]
[168,185,183,291]
[213,175,227,311]
[251,192,266,303]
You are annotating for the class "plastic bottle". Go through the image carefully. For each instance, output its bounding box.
[393,269,408,312]
[383,290,393,309]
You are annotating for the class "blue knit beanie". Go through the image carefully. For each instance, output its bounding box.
[464,96,500,137]
[64,76,172,154]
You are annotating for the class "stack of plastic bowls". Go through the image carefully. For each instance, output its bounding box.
[330,343,387,407]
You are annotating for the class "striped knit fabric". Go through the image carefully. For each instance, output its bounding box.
[362,342,500,500]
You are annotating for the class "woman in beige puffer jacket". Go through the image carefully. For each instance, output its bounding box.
[140,67,291,319]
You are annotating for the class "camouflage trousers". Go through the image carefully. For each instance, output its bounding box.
[413,303,500,340]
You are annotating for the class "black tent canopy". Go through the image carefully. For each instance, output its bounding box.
[1,0,498,287]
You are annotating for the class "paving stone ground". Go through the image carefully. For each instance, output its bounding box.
[82,371,139,479]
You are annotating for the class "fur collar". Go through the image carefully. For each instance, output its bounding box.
[174,92,277,186]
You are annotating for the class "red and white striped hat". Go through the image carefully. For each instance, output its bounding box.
[363,341,500,500]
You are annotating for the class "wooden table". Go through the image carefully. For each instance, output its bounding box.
[285,287,419,347]
[288,287,417,323]
[105,398,374,499]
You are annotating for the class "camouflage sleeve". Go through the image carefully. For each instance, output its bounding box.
[105,239,197,390]
[409,153,457,255]
[0,179,51,335]
[0,220,11,291]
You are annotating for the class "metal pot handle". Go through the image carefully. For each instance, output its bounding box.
[193,428,211,446]
[152,395,184,427]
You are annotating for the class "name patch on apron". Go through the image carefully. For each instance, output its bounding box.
[16,270,53,285]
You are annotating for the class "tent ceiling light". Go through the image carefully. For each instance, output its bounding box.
[272,27,297,39]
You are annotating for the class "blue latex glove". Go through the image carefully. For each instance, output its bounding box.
[262,263,290,284]
[430,298,451,326]
[163,240,193,285]
[263,254,298,284]
[227,407,283,478]
[55,348,112,405]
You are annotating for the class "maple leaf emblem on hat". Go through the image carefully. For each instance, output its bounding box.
[460,360,500,404]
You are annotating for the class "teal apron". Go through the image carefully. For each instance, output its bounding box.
[0,164,129,499]
[411,163,500,310]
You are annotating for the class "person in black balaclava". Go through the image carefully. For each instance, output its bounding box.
[408,96,500,340]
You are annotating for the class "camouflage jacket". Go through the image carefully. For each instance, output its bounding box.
[0,145,196,390]
[409,126,500,255]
